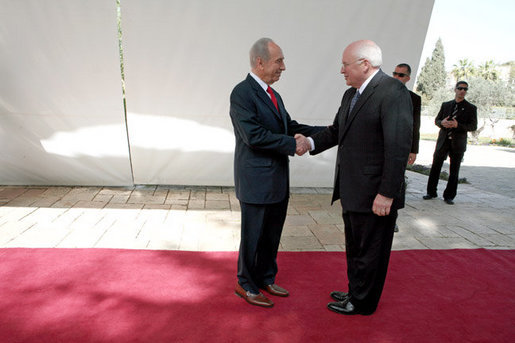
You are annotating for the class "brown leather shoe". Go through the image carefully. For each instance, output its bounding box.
[262,284,289,297]
[235,283,274,307]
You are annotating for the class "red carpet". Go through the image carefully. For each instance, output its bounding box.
[0,248,514,343]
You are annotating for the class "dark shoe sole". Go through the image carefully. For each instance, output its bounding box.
[327,303,374,316]
[327,303,359,315]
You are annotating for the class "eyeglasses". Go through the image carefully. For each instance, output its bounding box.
[342,58,364,68]
[457,87,468,91]
[392,72,409,77]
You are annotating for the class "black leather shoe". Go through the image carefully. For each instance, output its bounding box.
[444,198,454,205]
[327,300,361,315]
[423,194,437,200]
[330,291,349,302]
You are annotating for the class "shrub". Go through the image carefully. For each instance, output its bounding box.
[497,138,512,146]
[406,164,468,184]
[489,137,513,147]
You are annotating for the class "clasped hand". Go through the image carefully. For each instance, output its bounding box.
[295,134,311,156]
[441,117,458,129]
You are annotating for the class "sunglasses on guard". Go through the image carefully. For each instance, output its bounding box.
[392,72,409,78]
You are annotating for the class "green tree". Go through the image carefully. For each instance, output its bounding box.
[451,59,476,80]
[423,87,453,118]
[501,61,515,84]
[416,38,447,101]
[467,76,514,138]
[477,60,499,81]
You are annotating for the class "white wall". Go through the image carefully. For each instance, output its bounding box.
[0,0,434,186]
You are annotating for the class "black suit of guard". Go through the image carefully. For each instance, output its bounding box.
[426,99,477,200]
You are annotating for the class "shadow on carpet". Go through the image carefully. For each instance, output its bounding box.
[0,248,513,342]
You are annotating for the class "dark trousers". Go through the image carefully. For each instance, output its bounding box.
[343,209,397,314]
[427,138,464,200]
[237,198,288,294]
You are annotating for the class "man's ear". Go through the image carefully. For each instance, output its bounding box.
[256,57,264,69]
[361,59,371,73]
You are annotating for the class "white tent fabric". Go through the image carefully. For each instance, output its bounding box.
[0,0,434,187]
[0,0,132,186]
[121,0,434,186]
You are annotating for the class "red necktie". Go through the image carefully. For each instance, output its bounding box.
[266,86,279,111]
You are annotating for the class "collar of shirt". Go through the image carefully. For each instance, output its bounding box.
[249,72,270,97]
[358,69,380,94]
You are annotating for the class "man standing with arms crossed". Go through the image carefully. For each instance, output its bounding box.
[229,38,324,307]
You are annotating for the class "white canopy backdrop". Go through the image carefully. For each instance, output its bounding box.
[0,0,434,186]
[0,0,132,185]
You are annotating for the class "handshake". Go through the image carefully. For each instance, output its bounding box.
[295,134,311,156]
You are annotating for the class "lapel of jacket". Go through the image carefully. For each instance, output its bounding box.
[456,99,470,119]
[275,92,289,134]
[341,70,383,136]
[247,74,282,120]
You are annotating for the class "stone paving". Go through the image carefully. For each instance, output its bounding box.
[1,167,514,251]
[416,140,515,197]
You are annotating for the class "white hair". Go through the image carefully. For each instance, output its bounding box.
[353,40,382,67]
[249,37,274,68]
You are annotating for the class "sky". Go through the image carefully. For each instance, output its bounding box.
[418,0,515,73]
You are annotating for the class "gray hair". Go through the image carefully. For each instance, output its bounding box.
[354,40,382,67]
[250,37,274,68]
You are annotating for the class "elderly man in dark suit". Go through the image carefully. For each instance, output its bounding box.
[229,37,324,308]
[297,40,412,315]
[423,81,477,204]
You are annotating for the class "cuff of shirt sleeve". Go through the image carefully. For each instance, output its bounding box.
[307,137,315,151]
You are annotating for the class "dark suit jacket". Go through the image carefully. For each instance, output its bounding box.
[310,70,412,212]
[230,74,324,204]
[409,90,421,154]
[435,99,477,153]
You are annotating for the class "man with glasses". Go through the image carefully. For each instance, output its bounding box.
[392,64,421,165]
[298,40,412,315]
[392,63,421,232]
[423,81,477,204]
